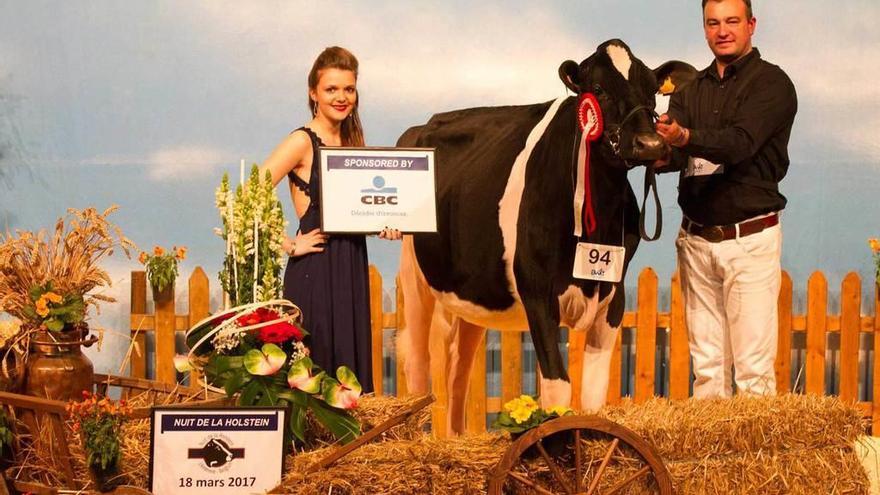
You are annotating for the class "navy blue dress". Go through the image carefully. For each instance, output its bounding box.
[283,127,374,393]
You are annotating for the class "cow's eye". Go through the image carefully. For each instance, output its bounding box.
[592,85,604,96]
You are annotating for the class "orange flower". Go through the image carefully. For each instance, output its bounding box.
[138,251,148,264]
[870,238,880,254]
[35,298,50,317]
[44,291,63,304]
[153,245,165,256]
[175,246,187,260]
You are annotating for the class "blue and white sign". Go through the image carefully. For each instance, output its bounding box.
[150,407,286,495]
[319,147,437,233]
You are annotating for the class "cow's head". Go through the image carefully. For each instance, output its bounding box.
[558,39,696,166]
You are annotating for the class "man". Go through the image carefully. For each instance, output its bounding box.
[655,0,797,398]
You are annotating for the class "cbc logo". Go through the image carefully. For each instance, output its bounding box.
[360,176,398,205]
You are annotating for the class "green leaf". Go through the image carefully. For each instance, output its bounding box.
[307,395,360,444]
[45,318,63,332]
[238,380,261,406]
[288,404,306,444]
[224,369,251,397]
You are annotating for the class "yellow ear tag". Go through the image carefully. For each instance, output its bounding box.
[658,76,676,95]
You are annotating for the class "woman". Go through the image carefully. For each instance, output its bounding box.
[262,46,399,394]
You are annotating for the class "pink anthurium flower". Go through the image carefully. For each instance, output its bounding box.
[321,367,362,410]
[243,343,286,376]
[173,354,193,373]
[287,357,325,394]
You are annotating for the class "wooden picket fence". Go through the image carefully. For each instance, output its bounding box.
[129,266,880,436]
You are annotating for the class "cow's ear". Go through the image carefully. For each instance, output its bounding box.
[558,60,581,94]
[653,61,698,95]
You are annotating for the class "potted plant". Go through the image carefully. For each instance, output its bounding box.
[0,206,134,400]
[66,391,132,492]
[138,245,186,302]
[493,395,574,458]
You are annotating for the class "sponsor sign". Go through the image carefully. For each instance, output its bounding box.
[318,147,437,233]
[150,407,286,495]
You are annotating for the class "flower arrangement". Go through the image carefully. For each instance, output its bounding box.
[138,245,187,293]
[179,167,360,446]
[870,238,880,287]
[66,391,132,472]
[215,166,286,306]
[0,206,134,338]
[492,395,573,433]
[181,300,362,445]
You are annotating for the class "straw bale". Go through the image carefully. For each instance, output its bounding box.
[305,394,432,447]
[275,433,510,494]
[598,394,866,461]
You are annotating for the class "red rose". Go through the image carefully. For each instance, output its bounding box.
[236,307,279,327]
[257,321,303,344]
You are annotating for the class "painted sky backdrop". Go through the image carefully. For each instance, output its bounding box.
[1,1,879,372]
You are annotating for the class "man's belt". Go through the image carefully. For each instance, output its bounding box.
[682,213,779,243]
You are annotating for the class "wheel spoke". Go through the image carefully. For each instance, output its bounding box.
[586,438,619,495]
[509,470,557,495]
[574,429,582,492]
[536,439,574,494]
[603,465,651,495]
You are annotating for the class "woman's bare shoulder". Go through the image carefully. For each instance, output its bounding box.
[262,129,314,184]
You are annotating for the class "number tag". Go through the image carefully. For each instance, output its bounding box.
[572,243,625,282]
[685,156,724,177]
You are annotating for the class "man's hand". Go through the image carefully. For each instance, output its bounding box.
[656,114,690,148]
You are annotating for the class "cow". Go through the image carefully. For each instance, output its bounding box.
[396,39,696,435]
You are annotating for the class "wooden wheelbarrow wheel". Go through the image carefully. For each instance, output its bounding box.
[487,415,672,495]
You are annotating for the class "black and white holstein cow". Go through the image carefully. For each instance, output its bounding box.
[398,40,695,435]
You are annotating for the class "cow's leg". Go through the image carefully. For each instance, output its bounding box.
[398,235,435,395]
[446,318,486,436]
[579,301,619,411]
[522,296,571,409]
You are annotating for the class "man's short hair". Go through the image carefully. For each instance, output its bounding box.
[702,0,753,19]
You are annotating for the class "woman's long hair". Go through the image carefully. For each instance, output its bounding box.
[307,46,365,147]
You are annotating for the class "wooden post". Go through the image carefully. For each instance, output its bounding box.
[188,268,210,387]
[130,271,147,379]
[500,331,522,405]
[606,330,622,405]
[873,284,880,434]
[775,271,793,394]
[668,270,690,400]
[465,329,487,434]
[568,329,586,409]
[154,284,176,384]
[838,273,861,402]
[805,271,827,395]
[368,266,384,396]
[634,268,658,403]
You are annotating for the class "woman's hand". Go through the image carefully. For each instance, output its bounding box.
[378,227,402,241]
[284,228,328,257]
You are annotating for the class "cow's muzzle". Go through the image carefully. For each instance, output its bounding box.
[604,104,663,163]
[631,132,668,161]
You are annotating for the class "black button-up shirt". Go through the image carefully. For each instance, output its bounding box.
[666,48,798,226]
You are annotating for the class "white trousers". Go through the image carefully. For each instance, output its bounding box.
[676,221,781,398]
